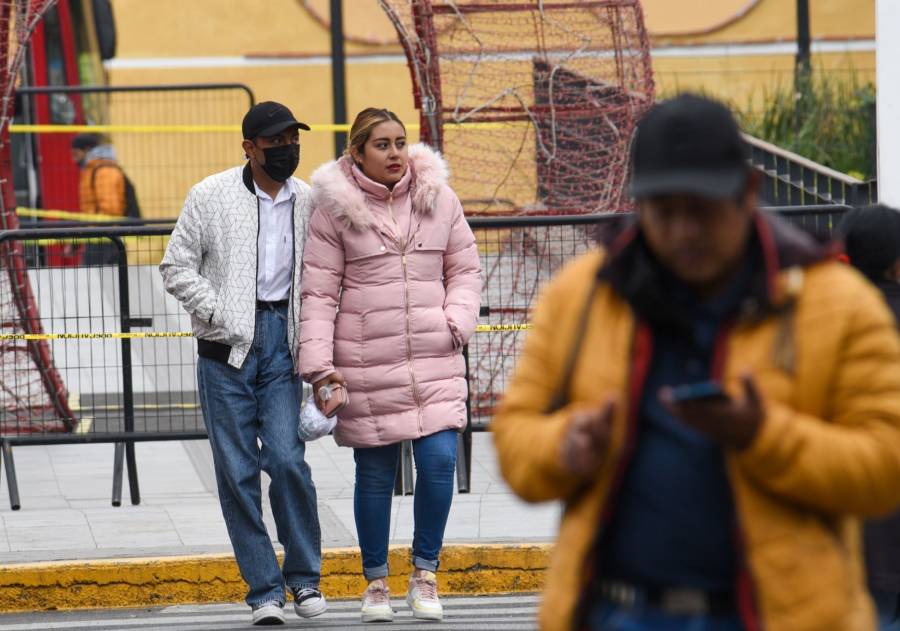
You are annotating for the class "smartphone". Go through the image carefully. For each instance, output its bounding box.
[669,380,729,404]
[318,383,350,417]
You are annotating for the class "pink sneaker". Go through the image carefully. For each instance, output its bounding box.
[406,571,443,621]
[361,579,394,623]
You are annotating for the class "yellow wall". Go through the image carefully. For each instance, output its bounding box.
[654,51,875,108]
[112,0,876,54]
[104,0,876,215]
[644,0,874,43]
[109,0,877,118]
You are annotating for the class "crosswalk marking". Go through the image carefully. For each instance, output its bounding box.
[0,595,539,630]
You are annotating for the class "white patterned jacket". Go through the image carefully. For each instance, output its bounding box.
[160,164,313,369]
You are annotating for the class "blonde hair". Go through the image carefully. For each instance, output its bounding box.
[346,108,406,158]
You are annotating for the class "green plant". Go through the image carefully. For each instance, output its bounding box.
[736,72,876,180]
[659,71,876,180]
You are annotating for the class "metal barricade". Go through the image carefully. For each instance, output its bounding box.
[453,205,854,491]
[0,205,856,506]
[0,225,192,509]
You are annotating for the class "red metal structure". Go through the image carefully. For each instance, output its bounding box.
[19,0,109,267]
[380,0,655,216]
[379,0,656,420]
[0,0,108,432]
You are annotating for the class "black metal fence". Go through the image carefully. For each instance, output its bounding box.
[464,205,853,438]
[0,205,855,507]
[746,134,876,207]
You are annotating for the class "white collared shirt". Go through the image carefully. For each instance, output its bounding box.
[254,182,294,301]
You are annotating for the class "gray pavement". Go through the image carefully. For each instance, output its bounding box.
[0,595,539,630]
[0,433,560,563]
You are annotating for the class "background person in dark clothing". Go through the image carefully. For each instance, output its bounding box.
[840,204,900,631]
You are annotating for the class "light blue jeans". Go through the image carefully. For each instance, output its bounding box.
[197,304,321,607]
[587,601,744,631]
[353,429,458,581]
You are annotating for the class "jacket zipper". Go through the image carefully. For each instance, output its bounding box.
[388,190,425,431]
[573,321,764,629]
[287,194,297,371]
[712,320,763,631]
[246,195,260,368]
[572,322,652,628]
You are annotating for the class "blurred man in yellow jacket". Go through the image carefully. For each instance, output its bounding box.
[492,94,900,631]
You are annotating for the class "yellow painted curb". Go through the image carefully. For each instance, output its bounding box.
[0,543,550,612]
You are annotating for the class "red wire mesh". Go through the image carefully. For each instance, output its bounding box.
[381,0,655,215]
[380,0,655,422]
[0,0,74,433]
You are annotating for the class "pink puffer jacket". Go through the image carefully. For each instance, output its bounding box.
[299,144,482,448]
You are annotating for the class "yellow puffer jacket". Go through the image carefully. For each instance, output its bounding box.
[492,214,900,631]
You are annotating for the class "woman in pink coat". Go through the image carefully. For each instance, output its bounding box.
[299,108,481,623]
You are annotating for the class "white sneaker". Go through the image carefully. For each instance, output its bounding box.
[361,579,394,623]
[251,600,285,625]
[291,587,327,618]
[406,571,443,621]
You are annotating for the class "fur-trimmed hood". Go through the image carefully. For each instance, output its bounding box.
[310,142,450,230]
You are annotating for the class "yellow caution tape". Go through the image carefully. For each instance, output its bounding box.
[0,324,530,341]
[83,402,200,411]
[17,207,125,222]
[20,237,165,247]
[8,121,514,134]
[475,323,532,332]
[0,332,194,341]
[11,124,244,134]
[9,123,363,134]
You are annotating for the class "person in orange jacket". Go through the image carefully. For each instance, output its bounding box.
[71,133,125,217]
[492,94,900,631]
[70,133,127,265]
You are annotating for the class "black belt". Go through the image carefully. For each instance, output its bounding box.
[595,580,737,617]
[256,299,289,310]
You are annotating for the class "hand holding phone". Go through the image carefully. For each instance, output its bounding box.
[668,380,729,404]
[313,372,348,416]
[660,375,763,449]
[318,383,350,418]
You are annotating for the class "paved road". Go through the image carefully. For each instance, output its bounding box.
[0,595,538,630]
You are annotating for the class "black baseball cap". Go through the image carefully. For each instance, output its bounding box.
[242,101,310,140]
[629,94,750,199]
[71,133,102,150]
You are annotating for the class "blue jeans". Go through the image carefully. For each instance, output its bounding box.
[587,602,744,631]
[353,429,458,580]
[197,305,321,607]
[873,590,900,630]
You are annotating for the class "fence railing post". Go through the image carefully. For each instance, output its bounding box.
[2,440,20,510]
[113,235,140,506]
[456,344,473,494]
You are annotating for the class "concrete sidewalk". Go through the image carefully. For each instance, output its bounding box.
[0,433,558,611]
[0,433,559,563]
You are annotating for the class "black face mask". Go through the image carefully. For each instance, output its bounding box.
[257,143,300,182]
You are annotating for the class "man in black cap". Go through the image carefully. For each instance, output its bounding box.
[161,101,325,625]
[493,94,900,630]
